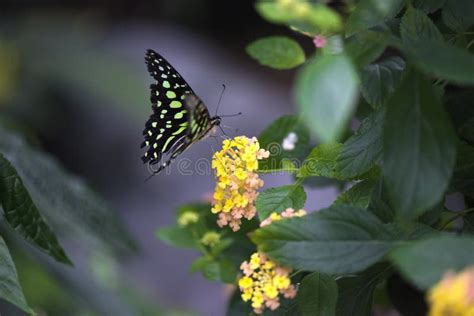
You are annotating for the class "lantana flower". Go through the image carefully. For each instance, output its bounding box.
[238,252,297,314]
[211,136,269,231]
[428,266,474,316]
[260,208,307,227]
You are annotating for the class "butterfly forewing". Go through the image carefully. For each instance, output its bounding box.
[142,50,193,165]
[141,49,219,175]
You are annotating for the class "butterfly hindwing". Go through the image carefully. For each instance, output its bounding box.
[185,94,212,142]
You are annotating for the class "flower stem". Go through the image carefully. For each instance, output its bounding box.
[439,207,474,230]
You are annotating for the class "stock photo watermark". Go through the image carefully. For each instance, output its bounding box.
[146,140,323,176]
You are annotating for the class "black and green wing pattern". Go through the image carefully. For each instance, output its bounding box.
[141,49,220,175]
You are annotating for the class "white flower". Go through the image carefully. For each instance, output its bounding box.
[282,132,298,151]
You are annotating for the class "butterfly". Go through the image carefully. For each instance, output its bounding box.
[141,49,222,176]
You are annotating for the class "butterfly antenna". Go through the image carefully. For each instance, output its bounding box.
[220,112,242,118]
[215,84,226,116]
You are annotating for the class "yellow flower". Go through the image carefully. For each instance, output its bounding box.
[252,291,264,309]
[270,212,282,221]
[428,267,474,316]
[264,284,279,299]
[273,275,291,290]
[237,252,297,314]
[239,276,253,289]
[241,289,252,301]
[213,188,225,201]
[211,203,222,214]
[177,211,199,227]
[262,261,275,270]
[223,199,234,212]
[234,168,247,180]
[250,253,261,270]
[211,136,269,231]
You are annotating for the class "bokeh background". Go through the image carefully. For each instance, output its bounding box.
[0,1,343,315]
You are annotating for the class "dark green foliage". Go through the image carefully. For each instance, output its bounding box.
[256,185,306,219]
[0,153,71,265]
[258,115,310,173]
[167,1,474,315]
[297,272,337,316]
[383,69,457,219]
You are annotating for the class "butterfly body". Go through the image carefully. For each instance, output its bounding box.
[141,49,221,175]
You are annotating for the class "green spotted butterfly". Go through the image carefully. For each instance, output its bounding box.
[141,49,221,175]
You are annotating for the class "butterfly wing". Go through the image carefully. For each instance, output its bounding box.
[143,95,214,179]
[184,94,213,142]
[141,49,194,165]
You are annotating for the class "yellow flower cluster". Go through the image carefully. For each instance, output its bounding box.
[428,267,474,316]
[260,208,307,227]
[238,252,297,314]
[211,136,269,231]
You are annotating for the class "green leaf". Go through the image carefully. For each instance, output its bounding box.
[413,0,446,13]
[0,129,135,256]
[345,31,389,68]
[296,53,359,143]
[346,0,404,35]
[450,142,474,198]
[360,57,405,109]
[256,185,306,219]
[251,204,398,274]
[190,257,237,283]
[255,1,294,24]
[246,36,305,70]
[336,263,392,316]
[336,109,385,179]
[400,7,443,43]
[368,200,395,225]
[258,115,310,173]
[156,226,195,249]
[389,235,474,289]
[255,1,342,35]
[401,40,474,85]
[383,70,457,220]
[298,143,342,179]
[0,153,71,265]
[442,0,474,32]
[334,179,377,209]
[289,5,343,36]
[297,272,337,316]
[225,289,253,316]
[0,236,31,314]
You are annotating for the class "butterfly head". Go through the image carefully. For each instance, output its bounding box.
[211,116,222,127]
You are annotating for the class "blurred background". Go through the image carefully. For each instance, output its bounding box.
[0,1,340,315]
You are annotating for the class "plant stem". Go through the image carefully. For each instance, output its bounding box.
[289,270,304,278]
[439,207,474,230]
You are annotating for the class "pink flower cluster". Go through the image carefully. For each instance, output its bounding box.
[260,208,307,227]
